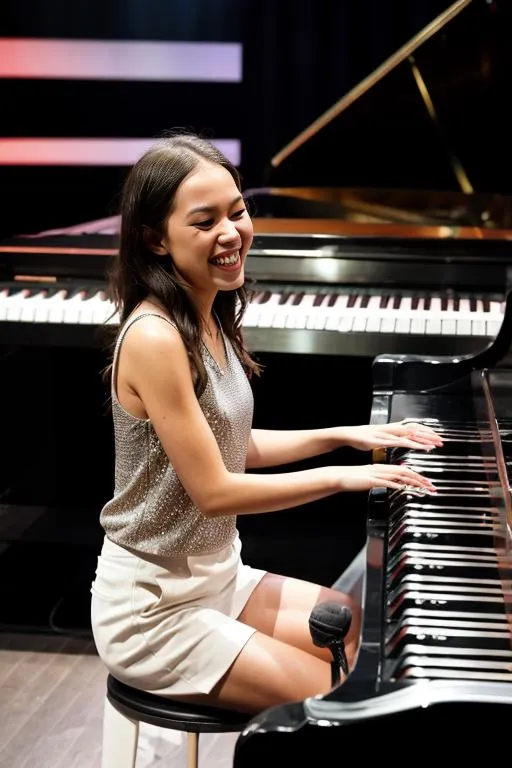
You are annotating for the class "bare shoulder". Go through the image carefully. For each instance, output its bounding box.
[120,313,191,385]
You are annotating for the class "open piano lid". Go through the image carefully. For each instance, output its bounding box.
[248,0,512,240]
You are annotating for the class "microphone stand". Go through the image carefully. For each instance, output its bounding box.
[328,642,349,687]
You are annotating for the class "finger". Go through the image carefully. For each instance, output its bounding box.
[408,427,443,445]
[385,466,437,491]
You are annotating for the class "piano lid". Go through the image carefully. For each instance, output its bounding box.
[248,0,512,236]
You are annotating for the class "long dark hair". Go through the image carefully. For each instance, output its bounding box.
[105,129,262,396]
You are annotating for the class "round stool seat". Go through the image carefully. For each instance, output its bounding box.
[106,674,250,733]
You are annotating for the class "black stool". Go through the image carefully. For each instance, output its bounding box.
[102,674,250,768]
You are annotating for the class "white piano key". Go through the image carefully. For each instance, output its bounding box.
[486,320,502,336]
[241,296,260,326]
[5,289,31,321]
[63,291,87,324]
[0,288,9,320]
[352,314,368,332]
[456,319,472,336]
[283,294,307,329]
[395,317,412,334]
[324,294,348,330]
[380,316,396,333]
[256,293,282,328]
[19,290,48,322]
[271,294,294,328]
[338,315,354,333]
[441,318,457,335]
[291,293,316,330]
[472,320,487,336]
[410,317,426,334]
[47,289,69,323]
[425,318,442,334]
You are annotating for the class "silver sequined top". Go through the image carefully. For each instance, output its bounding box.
[99,313,254,557]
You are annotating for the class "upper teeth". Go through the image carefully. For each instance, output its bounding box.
[212,252,239,266]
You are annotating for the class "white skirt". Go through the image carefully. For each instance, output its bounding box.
[90,533,266,696]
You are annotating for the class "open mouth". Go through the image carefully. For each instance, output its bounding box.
[209,251,242,270]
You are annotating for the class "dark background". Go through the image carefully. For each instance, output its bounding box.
[1,0,511,240]
[1,0,511,633]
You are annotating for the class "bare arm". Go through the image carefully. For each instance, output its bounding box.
[246,422,443,469]
[246,428,341,468]
[122,318,436,518]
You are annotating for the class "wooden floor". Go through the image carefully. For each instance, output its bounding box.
[0,631,238,768]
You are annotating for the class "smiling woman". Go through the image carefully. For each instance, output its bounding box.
[90,128,442,716]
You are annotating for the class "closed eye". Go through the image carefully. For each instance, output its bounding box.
[194,209,246,229]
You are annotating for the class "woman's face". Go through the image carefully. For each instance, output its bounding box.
[161,160,253,302]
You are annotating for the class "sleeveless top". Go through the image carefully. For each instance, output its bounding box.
[99,313,254,558]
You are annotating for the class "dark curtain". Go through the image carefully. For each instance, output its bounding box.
[241,0,511,193]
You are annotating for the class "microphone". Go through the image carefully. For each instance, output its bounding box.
[308,601,352,687]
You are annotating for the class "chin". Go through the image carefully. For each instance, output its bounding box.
[217,268,245,292]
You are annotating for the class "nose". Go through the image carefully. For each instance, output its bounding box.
[217,218,239,243]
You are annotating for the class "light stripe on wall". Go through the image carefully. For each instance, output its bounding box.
[0,138,241,166]
[0,38,242,82]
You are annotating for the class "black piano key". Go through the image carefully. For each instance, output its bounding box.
[423,295,432,310]
[388,595,510,622]
[387,557,510,588]
[326,292,338,307]
[470,296,478,312]
[278,292,291,305]
[390,653,512,682]
[386,623,512,657]
[313,293,325,307]
[411,295,420,310]
[346,293,358,308]
[360,293,370,309]
[292,291,305,305]
[379,294,390,309]
[389,540,505,563]
[392,293,401,309]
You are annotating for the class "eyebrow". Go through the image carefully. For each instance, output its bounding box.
[186,194,244,217]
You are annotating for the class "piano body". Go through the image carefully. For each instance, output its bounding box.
[233,301,512,764]
[1,0,512,631]
[232,2,512,760]
[1,218,512,360]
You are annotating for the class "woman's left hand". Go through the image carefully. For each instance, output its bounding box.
[341,421,443,452]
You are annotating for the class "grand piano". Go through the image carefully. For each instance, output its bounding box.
[0,0,511,640]
[233,317,512,763]
[231,1,512,760]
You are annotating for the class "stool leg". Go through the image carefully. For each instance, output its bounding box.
[186,732,199,768]
[101,696,139,768]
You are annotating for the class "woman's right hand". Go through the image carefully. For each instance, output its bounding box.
[335,463,436,493]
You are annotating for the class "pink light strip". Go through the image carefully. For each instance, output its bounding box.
[0,138,241,166]
[0,38,242,82]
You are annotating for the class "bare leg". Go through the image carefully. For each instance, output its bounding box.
[237,572,361,667]
[168,573,360,715]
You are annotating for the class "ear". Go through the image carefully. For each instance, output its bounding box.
[142,225,168,257]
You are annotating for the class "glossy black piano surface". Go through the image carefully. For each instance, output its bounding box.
[233,328,512,766]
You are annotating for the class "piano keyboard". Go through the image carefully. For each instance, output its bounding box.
[384,422,512,684]
[0,283,505,338]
